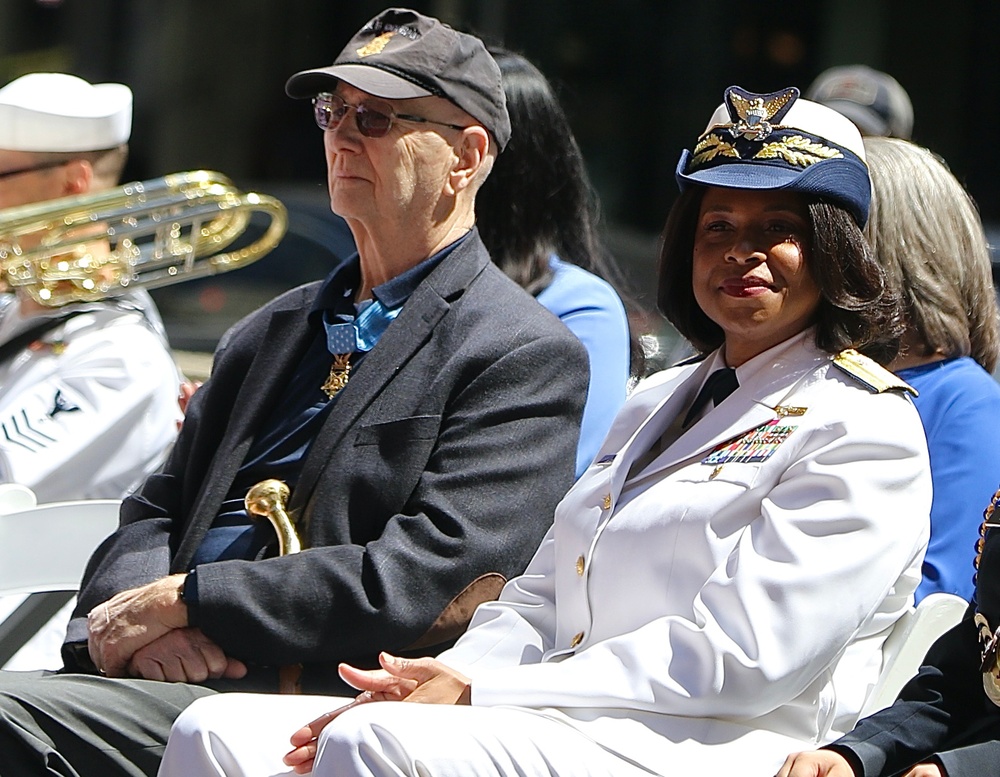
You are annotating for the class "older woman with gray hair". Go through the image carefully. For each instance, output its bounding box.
[778,138,1000,777]
[864,136,1000,603]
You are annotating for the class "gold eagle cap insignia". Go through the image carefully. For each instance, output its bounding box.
[726,87,797,141]
[357,31,396,58]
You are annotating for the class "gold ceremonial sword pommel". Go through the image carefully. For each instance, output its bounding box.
[245,478,305,694]
[245,479,301,556]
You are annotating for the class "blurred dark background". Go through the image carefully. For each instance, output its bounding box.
[2,0,998,355]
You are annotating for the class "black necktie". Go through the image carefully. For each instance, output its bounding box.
[682,367,739,429]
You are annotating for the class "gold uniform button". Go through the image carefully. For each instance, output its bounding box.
[603,493,612,510]
[575,555,585,576]
[570,631,584,648]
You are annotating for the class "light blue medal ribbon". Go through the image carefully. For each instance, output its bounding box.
[320,299,401,399]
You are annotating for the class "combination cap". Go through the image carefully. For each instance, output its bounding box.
[675,85,871,226]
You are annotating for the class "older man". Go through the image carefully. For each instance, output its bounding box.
[0,8,588,776]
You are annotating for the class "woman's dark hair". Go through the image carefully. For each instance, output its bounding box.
[476,48,627,296]
[657,187,905,365]
[477,48,643,373]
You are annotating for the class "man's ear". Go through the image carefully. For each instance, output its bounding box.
[60,159,94,197]
[446,126,491,196]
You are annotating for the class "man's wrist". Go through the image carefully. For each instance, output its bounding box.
[178,570,199,627]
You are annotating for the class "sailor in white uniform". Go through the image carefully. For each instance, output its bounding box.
[0,73,181,670]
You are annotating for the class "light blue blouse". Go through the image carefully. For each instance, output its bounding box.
[536,256,631,477]
[897,356,1000,602]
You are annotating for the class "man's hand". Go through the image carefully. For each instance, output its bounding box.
[901,765,944,777]
[283,652,471,774]
[126,627,247,683]
[177,380,201,429]
[776,750,856,777]
[87,573,188,677]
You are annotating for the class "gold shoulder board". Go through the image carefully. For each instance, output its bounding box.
[832,349,918,397]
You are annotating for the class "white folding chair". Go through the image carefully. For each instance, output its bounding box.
[0,487,121,668]
[859,592,969,718]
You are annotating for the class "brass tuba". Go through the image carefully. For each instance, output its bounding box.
[0,170,288,306]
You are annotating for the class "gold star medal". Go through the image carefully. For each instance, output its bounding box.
[321,353,352,399]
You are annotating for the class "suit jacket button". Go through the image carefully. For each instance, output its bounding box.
[575,555,585,576]
[570,631,584,648]
[603,493,612,510]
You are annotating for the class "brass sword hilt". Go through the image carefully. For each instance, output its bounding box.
[245,479,301,555]
[245,478,304,693]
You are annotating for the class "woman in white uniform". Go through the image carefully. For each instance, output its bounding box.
[157,85,932,777]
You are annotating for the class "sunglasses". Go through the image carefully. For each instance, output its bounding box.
[312,92,469,138]
[0,159,69,181]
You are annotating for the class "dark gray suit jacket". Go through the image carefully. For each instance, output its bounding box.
[830,526,1000,775]
[65,230,589,693]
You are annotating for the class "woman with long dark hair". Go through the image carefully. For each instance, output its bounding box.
[477,50,633,477]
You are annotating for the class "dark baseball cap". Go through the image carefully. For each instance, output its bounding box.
[285,8,510,150]
[806,65,913,140]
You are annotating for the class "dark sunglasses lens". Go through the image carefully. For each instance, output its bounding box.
[314,101,332,130]
[355,104,393,138]
[314,94,347,131]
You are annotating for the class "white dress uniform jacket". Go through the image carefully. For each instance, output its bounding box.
[0,289,181,502]
[439,329,932,775]
[0,290,181,671]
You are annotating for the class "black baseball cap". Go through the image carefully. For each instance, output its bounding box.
[286,8,510,150]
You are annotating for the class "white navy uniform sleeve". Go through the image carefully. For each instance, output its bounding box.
[0,305,181,501]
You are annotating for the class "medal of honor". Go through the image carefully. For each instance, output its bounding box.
[321,353,352,399]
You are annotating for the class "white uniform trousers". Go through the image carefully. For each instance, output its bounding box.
[159,693,660,777]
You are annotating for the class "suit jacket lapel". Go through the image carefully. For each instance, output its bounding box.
[176,298,317,567]
[291,232,492,514]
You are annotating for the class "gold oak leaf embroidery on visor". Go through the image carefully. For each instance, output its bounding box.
[692,135,740,166]
[753,135,844,166]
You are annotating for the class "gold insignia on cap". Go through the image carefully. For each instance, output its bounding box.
[692,134,740,166]
[754,135,843,167]
[728,88,796,141]
[357,31,396,58]
[832,349,918,397]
